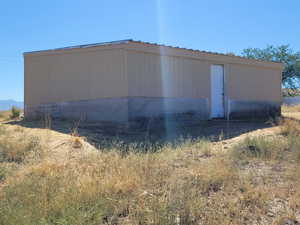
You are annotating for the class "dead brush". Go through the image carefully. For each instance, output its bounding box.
[279,118,300,136]
[0,125,44,164]
[187,157,239,194]
[43,113,52,129]
[286,135,300,162]
[281,104,300,113]
[72,136,85,149]
[230,136,287,163]
[0,134,41,164]
[70,127,85,149]
[67,117,87,149]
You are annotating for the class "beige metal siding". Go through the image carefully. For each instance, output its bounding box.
[126,50,211,98]
[125,42,283,70]
[24,40,283,121]
[227,64,282,102]
[126,49,282,106]
[25,49,127,107]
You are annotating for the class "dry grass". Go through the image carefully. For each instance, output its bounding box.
[282,104,300,113]
[231,117,300,164]
[230,136,287,163]
[0,107,23,122]
[0,120,300,224]
[281,104,300,121]
[279,118,300,136]
[0,111,11,122]
[0,126,42,165]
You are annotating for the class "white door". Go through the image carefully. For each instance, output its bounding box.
[211,65,225,118]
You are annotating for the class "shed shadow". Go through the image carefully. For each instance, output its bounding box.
[7,116,275,152]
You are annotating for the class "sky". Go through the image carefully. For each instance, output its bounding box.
[1,0,300,101]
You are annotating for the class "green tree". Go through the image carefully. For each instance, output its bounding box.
[242,45,300,93]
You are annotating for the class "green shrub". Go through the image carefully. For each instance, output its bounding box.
[10,106,21,119]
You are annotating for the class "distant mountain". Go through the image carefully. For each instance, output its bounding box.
[0,100,24,111]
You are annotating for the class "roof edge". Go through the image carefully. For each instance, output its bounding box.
[129,40,283,66]
[23,39,284,67]
[23,39,133,55]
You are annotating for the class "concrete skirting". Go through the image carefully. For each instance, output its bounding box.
[128,97,209,120]
[25,97,210,122]
[25,98,129,122]
[25,98,281,123]
[228,100,281,119]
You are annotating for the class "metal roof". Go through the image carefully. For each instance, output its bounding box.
[23,39,133,55]
[24,39,282,64]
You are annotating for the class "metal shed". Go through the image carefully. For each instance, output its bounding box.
[24,39,283,122]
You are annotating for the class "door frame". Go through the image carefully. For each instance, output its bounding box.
[210,64,226,119]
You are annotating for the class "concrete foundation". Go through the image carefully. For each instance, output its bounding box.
[25,98,129,122]
[25,98,281,123]
[228,100,281,119]
[25,97,210,122]
[128,97,209,120]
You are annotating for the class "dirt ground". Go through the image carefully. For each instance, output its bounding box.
[3,113,290,151]
[1,112,300,224]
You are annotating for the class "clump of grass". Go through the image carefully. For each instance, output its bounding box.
[279,118,300,136]
[277,118,300,162]
[230,136,286,163]
[0,130,41,163]
[187,157,238,194]
[10,106,21,119]
[231,131,300,165]
[286,135,300,162]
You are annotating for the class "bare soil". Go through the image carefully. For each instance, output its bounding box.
[3,113,291,152]
[1,112,300,224]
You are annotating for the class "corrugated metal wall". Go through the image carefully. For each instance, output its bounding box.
[227,64,282,102]
[24,42,283,121]
[126,50,211,98]
[126,49,282,103]
[25,49,127,107]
